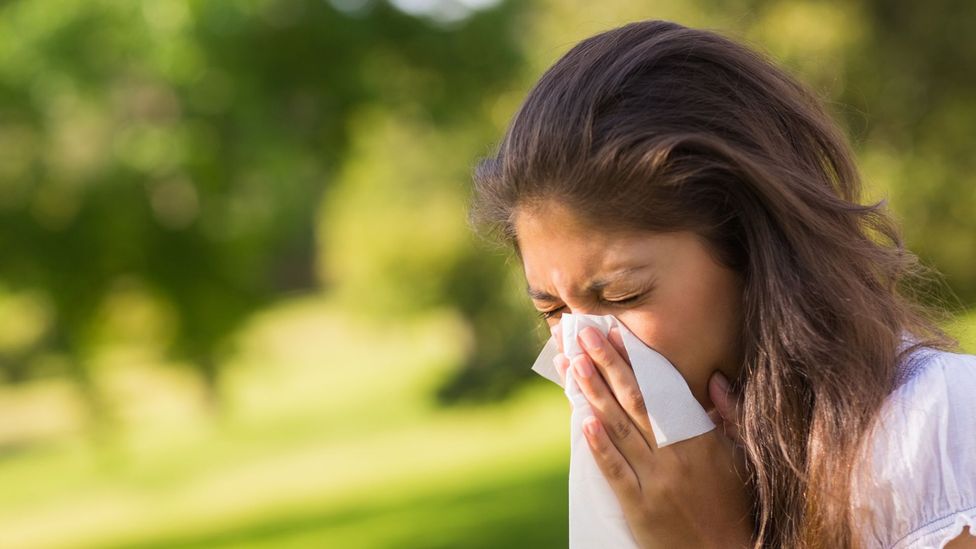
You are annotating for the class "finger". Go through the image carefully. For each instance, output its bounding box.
[572,353,654,465]
[553,352,570,385]
[577,326,657,449]
[708,370,743,445]
[607,326,630,366]
[582,416,641,502]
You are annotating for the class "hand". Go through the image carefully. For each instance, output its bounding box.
[550,323,754,549]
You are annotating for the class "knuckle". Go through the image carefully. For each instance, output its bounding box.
[625,387,647,416]
[611,418,633,440]
[587,344,608,365]
[606,459,629,481]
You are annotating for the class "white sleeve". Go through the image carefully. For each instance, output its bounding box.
[851,350,976,549]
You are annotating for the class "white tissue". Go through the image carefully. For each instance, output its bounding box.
[530,313,715,548]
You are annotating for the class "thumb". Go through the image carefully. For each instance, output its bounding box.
[708,370,743,445]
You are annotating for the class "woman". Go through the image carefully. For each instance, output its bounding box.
[468,20,976,548]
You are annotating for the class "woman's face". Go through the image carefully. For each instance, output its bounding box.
[514,201,744,409]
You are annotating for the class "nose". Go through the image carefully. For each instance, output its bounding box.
[565,293,610,314]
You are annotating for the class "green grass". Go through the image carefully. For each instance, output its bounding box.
[105,458,568,549]
[0,298,571,549]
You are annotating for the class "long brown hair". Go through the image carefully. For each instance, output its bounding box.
[468,20,959,548]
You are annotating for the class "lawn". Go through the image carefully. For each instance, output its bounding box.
[0,297,570,548]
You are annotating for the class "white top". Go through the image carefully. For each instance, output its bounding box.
[851,342,976,548]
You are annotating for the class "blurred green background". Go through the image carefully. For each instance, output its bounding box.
[0,0,974,547]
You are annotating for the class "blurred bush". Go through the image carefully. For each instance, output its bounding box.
[0,0,536,413]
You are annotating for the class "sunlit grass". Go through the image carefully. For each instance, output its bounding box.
[0,296,569,548]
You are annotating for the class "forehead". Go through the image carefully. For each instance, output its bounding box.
[513,202,658,289]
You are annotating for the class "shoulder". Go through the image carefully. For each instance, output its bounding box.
[852,346,976,549]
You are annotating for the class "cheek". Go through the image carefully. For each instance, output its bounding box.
[617,309,697,382]
[620,282,738,407]
[623,287,711,355]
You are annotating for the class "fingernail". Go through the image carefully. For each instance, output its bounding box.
[579,327,601,350]
[573,355,593,378]
[552,355,565,375]
[584,417,600,437]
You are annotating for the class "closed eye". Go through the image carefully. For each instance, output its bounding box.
[537,306,565,320]
[535,294,643,320]
[605,294,642,305]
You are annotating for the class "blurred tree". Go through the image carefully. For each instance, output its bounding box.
[0,0,528,407]
[734,0,976,304]
[842,0,976,303]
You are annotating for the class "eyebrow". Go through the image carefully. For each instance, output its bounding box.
[525,265,649,302]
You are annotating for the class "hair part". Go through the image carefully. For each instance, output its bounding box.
[469,19,959,548]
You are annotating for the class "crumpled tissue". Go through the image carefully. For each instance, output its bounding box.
[530,313,715,548]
